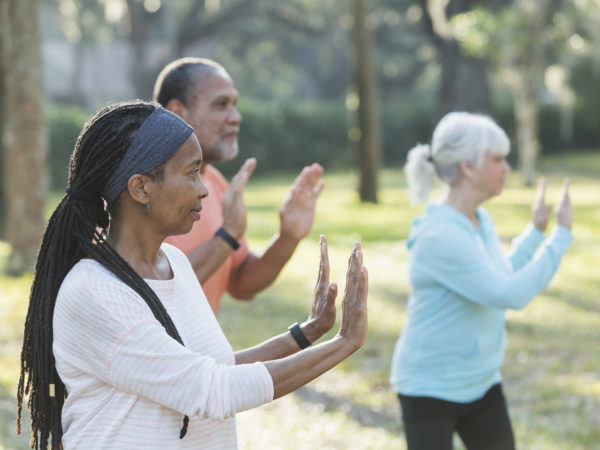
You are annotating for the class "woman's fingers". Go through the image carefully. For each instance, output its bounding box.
[554,178,572,230]
[535,177,546,204]
[560,178,571,205]
[315,235,330,294]
[338,242,368,350]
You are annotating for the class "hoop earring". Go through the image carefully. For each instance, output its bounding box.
[142,200,150,216]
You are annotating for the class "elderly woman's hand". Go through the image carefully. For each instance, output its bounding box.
[531,178,551,232]
[337,242,368,351]
[554,178,572,230]
[301,236,338,343]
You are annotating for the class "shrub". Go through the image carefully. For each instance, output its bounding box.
[46,105,88,189]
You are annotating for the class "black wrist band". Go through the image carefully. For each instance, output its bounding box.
[288,322,311,349]
[215,227,240,250]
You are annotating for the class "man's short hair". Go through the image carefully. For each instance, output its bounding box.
[153,57,227,107]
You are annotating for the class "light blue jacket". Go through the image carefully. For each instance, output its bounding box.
[389,203,572,402]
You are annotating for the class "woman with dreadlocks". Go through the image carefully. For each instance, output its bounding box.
[17,101,368,449]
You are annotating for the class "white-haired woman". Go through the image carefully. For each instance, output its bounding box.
[389,112,572,450]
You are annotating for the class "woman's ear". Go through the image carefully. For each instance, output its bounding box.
[457,160,478,181]
[126,174,150,206]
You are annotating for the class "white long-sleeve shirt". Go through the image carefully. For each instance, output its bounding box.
[53,243,274,449]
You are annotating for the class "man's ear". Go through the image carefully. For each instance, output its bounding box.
[165,99,189,122]
[127,174,150,206]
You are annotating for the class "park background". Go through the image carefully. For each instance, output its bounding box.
[0,0,599,448]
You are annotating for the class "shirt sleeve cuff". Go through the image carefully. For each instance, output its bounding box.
[228,362,274,414]
[547,224,573,255]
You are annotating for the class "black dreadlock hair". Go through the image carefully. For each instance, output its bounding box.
[17,101,190,449]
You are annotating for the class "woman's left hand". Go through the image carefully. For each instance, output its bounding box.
[531,178,551,232]
[301,235,338,342]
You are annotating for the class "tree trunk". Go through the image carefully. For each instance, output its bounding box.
[127,0,148,99]
[2,0,48,275]
[421,0,493,119]
[351,0,380,203]
[512,76,539,186]
[0,0,8,239]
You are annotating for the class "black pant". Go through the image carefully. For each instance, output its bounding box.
[398,384,515,450]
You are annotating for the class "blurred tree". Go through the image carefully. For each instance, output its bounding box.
[419,0,508,118]
[453,0,568,185]
[351,0,381,203]
[0,1,7,238]
[0,0,48,274]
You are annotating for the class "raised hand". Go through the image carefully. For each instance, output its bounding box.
[531,178,551,232]
[304,235,338,339]
[337,242,368,351]
[554,178,572,230]
[279,163,325,243]
[222,158,257,239]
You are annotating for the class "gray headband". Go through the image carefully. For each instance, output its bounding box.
[102,107,194,204]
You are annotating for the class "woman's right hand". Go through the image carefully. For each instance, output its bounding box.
[554,178,572,230]
[337,242,368,351]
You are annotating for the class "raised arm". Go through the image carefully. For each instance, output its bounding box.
[417,181,573,310]
[509,178,549,270]
[509,178,572,271]
[235,235,337,364]
[186,158,256,283]
[263,241,368,399]
[227,163,325,299]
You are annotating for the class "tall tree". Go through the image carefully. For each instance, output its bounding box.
[0,1,8,239]
[453,0,566,185]
[1,0,48,274]
[351,0,381,203]
[419,0,509,118]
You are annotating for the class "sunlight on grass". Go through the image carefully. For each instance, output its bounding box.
[1,152,599,449]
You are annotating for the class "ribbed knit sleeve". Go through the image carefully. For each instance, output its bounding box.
[413,223,573,310]
[53,245,274,448]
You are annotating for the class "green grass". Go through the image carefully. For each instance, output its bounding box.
[1,152,599,449]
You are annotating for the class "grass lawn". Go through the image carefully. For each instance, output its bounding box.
[1,151,599,449]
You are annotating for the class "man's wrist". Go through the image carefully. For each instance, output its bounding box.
[276,231,302,250]
[215,227,240,250]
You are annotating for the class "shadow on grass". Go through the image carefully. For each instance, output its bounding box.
[293,384,403,435]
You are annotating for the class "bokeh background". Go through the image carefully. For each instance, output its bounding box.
[1,0,599,448]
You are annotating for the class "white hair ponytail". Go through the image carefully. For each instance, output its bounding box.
[404,144,436,206]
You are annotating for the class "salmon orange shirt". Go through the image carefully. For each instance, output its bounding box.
[166,164,249,314]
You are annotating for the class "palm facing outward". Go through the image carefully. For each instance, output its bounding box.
[303,237,368,348]
[304,235,338,338]
[554,179,572,230]
[532,178,551,232]
[279,163,325,242]
[531,177,572,232]
[338,241,369,350]
[222,158,257,239]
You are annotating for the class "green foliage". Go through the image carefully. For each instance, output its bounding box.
[452,7,498,59]
[218,100,351,176]
[43,96,599,193]
[211,99,437,177]
[46,105,88,189]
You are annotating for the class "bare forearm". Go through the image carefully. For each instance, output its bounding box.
[187,237,233,284]
[234,320,324,364]
[228,233,299,299]
[264,335,356,399]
